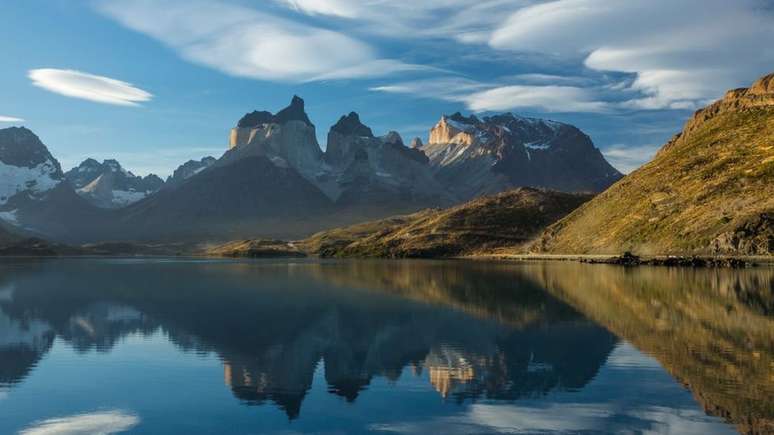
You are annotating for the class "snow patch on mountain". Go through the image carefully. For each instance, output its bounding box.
[0,159,61,204]
[111,190,148,207]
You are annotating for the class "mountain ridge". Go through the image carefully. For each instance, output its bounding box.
[533,72,774,255]
[0,95,622,243]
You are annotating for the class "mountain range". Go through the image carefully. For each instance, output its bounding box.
[65,159,164,208]
[0,96,619,243]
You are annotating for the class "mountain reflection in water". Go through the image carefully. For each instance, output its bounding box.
[0,259,770,434]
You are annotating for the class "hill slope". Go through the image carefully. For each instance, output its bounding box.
[211,188,591,258]
[535,73,774,255]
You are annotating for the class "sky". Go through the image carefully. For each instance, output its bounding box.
[1,0,773,177]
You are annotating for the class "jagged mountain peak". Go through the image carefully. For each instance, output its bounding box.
[678,71,774,139]
[65,158,164,208]
[236,95,313,129]
[445,112,481,126]
[331,112,374,137]
[423,110,621,198]
[0,126,63,171]
[381,131,404,146]
[749,72,774,95]
[166,156,217,187]
[0,127,64,207]
[274,95,312,126]
[410,137,423,149]
[237,110,274,128]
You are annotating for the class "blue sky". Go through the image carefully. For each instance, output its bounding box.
[1,0,773,177]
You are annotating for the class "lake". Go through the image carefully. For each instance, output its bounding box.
[0,258,771,434]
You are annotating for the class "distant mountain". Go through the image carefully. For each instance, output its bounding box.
[534,72,774,255]
[227,99,448,208]
[165,156,216,187]
[118,97,452,241]
[422,113,622,200]
[211,188,592,258]
[65,159,164,208]
[322,112,449,207]
[0,96,623,244]
[115,97,334,241]
[0,127,63,206]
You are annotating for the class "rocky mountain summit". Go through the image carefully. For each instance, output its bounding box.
[421,113,622,200]
[0,127,63,206]
[226,97,450,208]
[65,159,164,208]
[534,72,774,255]
[165,156,216,188]
[323,112,446,206]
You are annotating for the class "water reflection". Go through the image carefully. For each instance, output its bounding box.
[0,259,770,434]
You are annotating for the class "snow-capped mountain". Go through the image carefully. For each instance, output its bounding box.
[0,127,63,206]
[65,159,164,208]
[421,113,622,200]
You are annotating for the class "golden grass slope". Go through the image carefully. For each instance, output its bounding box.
[299,187,591,258]
[535,73,774,255]
[208,188,591,258]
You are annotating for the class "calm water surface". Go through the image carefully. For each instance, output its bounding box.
[0,259,771,434]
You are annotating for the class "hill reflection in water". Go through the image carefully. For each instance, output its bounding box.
[0,258,768,434]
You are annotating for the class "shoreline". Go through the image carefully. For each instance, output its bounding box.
[468,253,774,266]
[1,252,773,268]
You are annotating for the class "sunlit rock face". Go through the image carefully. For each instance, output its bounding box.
[422,112,622,200]
[228,96,323,180]
[227,103,449,207]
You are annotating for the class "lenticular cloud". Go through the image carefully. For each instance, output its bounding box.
[28,68,152,106]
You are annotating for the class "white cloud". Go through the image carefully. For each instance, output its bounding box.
[28,69,152,107]
[463,85,610,113]
[277,0,533,42]
[603,143,662,173]
[372,77,610,113]
[97,0,421,82]
[370,77,490,102]
[280,0,359,18]
[19,410,139,435]
[490,0,774,109]
[0,116,24,123]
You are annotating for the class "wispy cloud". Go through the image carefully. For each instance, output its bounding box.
[20,410,139,435]
[372,77,610,113]
[276,0,536,43]
[463,85,610,113]
[490,0,774,109]
[280,0,360,18]
[602,143,662,173]
[28,69,152,106]
[0,116,25,123]
[97,0,422,82]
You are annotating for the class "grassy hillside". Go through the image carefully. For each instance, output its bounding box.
[210,188,591,258]
[307,188,591,258]
[534,73,774,255]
